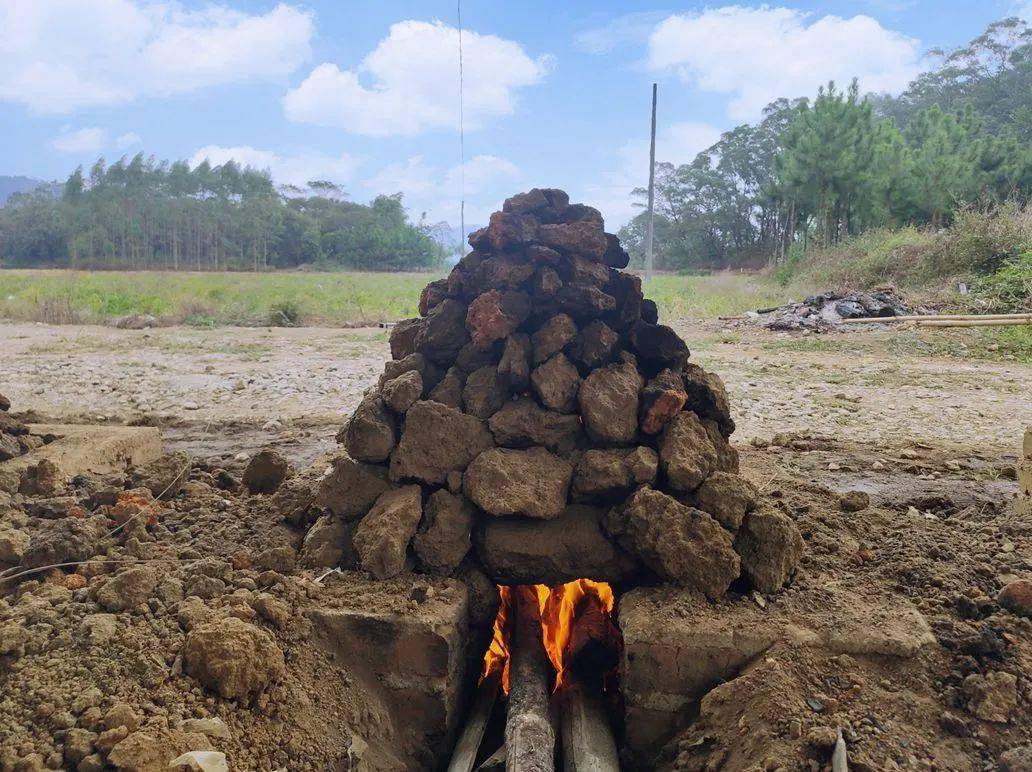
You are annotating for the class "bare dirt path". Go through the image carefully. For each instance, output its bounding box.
[2,321,1028,468]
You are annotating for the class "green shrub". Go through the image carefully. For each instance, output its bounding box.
[932,202,1032,277]
[973,251,1032,312]
[772,242,806,286]
[790,227,935,288]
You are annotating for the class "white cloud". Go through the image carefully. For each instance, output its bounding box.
[188,145,360,188]
[284,20,550,136]
[445,155,521,192]
[116,132,142,149]
[582,121,723,227]
[575,11,672,54]
[363,154,521,223]
[648,6,921,120]
[0,0,314,113]
[51,127,106,153]
[1016,1,1032,21]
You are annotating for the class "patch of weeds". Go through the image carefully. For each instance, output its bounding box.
[184,315,218,328]
[268,300,303,327]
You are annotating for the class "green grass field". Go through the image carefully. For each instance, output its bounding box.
[0,268,795,327]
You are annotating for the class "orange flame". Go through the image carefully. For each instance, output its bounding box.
[480,585,513,692]
[537,579,615,690]
[479,580,617,695]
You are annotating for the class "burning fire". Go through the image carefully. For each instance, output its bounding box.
[480,580,619,694]
[481,585,513,691]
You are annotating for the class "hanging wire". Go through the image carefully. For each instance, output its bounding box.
[457,0,466,248]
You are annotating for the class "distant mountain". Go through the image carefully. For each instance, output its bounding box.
[0,176,60,206]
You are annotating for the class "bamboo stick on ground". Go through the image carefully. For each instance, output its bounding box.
[842,313,1032,324]
[560,677,620,772]
[506,586,556,772]
[447,670,501,772]
[914,318,1032,328]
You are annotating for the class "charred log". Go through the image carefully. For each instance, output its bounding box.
[505,586,556,772]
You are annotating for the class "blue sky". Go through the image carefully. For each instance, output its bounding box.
[2,0,1027,227]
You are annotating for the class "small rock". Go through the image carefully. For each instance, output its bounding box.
[571,447,657,501]
[465,447,573,520]
[839,490,870,512]
[182,617,285,701]
[242,448,292,494]
[999,746,1032,772]
[734,508,805,593]
[96,566,159,612]
[659,411,717,492]
[0,528,30,563]
[611,487,739,599]
[103,703,141,733]
[179,718,231,739]
[466,290,531,350]
[578,359,643,444]
[62,728,98,764]
[531,314,577,364]
[412,490,475,574]
[998,579,1032,617]
[488,397,582,454]
[299,515,355,569]
[496,334,531,391]
[462,366,510,419]
[964,671,1018,723]
[381,370,423,413]
[353,486,423,579]
[389,401,494,485]
[692,471,758,530]
[82,613,119,644]
[530,353,581,414]
[427,366,465,408]
[477,504,638,585]
[566,320,619,370]
[339,394,396,463]
[537,221,607,259]
[128,451,191,499]
[639,369,687,435]
[805,725,836,748]
[314,456,390,521]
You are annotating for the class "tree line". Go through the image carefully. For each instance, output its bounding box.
[0,156,449,271]
[619,17,1032,272]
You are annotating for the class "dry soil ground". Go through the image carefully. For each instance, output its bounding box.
[1,320,1028,473]
[2,319,1030,771]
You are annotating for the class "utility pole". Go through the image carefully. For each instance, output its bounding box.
[645,82,657,284]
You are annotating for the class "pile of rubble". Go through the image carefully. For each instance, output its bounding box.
[309,188,804,599]
[742,289,915,332]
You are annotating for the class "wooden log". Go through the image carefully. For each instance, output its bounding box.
[842,313,1032,324]
[506,586,556,772]
[831,728,848,772]
[447,670,501,772]
[477,745,507,771]
[560,677,620,772]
